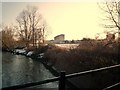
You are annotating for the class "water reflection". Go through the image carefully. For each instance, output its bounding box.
[2,52,58,88]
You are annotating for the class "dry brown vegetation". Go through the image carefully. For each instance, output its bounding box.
[44,41,120,88]
[44,41,119,74]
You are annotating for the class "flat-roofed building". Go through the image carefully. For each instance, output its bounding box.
[54,34,65,43]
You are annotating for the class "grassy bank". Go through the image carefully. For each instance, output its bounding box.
[44,42,119,74]
[43,42,120,88]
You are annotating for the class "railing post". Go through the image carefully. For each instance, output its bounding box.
[59,71,66,90]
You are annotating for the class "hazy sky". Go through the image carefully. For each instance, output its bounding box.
[2,2,106,40]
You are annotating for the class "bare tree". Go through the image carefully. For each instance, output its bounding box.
[98,1,120,58]
[16,5,46,48]
[1,25,16,49]
[98,1,120,39]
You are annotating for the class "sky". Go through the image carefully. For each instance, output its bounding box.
[2,1,107,40]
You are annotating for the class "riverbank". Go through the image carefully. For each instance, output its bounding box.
[2,46,79,89]
[2,42,120,89]
[2,51,59,89]
[43,43,120,88]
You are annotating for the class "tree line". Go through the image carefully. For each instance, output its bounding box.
[1,5,48,50]
[0,1,120,50]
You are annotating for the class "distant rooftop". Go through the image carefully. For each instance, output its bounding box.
[54,34,65,38]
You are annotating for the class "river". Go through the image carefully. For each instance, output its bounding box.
[1,51,58,89]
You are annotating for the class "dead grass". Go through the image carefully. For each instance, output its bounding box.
[44,41,119,74]
[43,41,120,88]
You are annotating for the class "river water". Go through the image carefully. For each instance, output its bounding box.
[2,51,58,89]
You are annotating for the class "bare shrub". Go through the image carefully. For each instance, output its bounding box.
[44,40,119,74]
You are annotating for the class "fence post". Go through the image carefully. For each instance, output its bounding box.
[59,71,66,90]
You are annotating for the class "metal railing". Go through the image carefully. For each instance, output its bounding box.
[2,64,120,90]
[103,82,120,90]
